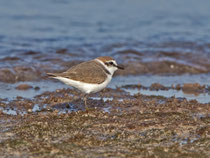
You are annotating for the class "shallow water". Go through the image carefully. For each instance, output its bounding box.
[125,88,209,104]
[0,81,67,99]
[112,74,210,87]
[0,74,209,103]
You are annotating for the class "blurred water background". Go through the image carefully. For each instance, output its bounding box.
[0,0,210,60]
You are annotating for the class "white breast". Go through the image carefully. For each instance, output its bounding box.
[53,75,112,94]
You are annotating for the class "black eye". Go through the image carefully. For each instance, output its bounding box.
[105,61,114,66]
[109,62,114,65]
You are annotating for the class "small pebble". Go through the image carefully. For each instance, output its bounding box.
[15,84,33,90]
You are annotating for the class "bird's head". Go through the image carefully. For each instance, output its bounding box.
[96,56,124,75]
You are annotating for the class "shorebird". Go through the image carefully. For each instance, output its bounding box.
[47,56,124,106]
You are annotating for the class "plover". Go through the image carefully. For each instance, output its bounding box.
[47,56,124,106]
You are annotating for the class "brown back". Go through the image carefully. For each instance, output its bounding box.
[53,60,108,84]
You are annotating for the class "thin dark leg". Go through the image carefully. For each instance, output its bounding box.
[84,95,87,106]
[83,93,88,108]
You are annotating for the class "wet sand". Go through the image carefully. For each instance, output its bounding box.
[0,92,209,157]
[0,79,210,157]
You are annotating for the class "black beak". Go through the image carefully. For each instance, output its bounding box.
[116,64,124,70]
